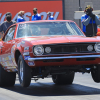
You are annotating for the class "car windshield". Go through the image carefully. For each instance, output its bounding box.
[16,22,84,38]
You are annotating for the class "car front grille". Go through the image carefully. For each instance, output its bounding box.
[42,43,96,55]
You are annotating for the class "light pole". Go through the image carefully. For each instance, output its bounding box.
[79,0,82,28]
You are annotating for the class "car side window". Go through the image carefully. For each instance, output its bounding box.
[4,26,16,42]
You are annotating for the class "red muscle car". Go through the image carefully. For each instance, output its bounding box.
[0,20,100,87]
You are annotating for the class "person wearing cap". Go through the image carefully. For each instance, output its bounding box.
[17,11,25,23]
[31,8,41,21]
[47,11,54,20]
[81,5,100,37]
[0,12,16,38]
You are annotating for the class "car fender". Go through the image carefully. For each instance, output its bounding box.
[14,40,33,65]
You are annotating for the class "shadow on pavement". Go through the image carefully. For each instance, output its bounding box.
[2,81,100,96]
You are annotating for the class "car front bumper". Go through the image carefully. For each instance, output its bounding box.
[28,55,100,61]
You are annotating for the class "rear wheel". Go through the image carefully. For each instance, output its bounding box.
[91,64,100,83]
[0,64,16,87]
[52,72,75,85]
[18,55,31,87]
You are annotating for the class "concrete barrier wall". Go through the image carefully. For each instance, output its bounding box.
[64,0,100,28]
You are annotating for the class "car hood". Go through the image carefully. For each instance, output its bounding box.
[23,35,100,45]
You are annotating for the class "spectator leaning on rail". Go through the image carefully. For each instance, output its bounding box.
[81,5,100,37]
[0,12,16,38]
[17,11,25,23]
[47,11,54,20]
[31,8,41,21]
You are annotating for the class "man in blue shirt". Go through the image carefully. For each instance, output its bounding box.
[31,8,41,21]
[47,11,54,20]
[17,11,25,23]
[81,5,100,37]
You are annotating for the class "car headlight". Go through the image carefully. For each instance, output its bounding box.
[87,45,93,51]
[34,45,44,56]
[94,43,100,52]
[45,47,51,53]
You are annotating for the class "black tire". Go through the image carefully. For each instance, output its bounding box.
[91,64,100,83]
[0,64,16,87]
[18,55,31,87]
[52,72,75,85]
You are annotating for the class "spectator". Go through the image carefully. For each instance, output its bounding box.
[81,5,100,37]
[31,8,41,21]
[17,11,25,23]
[47,11,54,20]
[0,12,16,38]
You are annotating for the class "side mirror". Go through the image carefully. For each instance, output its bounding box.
[0,34,3,41]
[97,26,100,36]
[97,32,100,36]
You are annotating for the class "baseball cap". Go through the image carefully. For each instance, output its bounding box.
[47,11,51,15]
[18,11,25,15]
[85,5,92,10]
[33,8,37,11]
[6,12,12,17]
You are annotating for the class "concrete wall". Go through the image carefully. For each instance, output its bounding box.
[64,0,100,27]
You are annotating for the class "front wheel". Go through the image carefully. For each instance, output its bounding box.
[91,64,100,83]
[52,71,75,85]
[18,55,31,87]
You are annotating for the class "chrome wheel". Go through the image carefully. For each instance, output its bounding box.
[18,55,31,87]
[20,60,23,81]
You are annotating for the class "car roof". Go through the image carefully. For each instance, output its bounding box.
[9,20,76,30]
[16,20,75,25]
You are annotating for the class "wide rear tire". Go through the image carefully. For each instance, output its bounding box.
[0,65,16,87]
[18,55,31,87]
[52,72,75,85]
[91,64,100,83]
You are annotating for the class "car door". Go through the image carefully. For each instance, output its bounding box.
[1,26,16,67]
